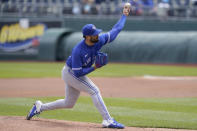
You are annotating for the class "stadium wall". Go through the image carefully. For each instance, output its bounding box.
[62,31,197,64]
[1,16,197,63]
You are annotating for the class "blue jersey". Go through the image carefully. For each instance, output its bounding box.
[66,33,109,75]
[66,15,127,77]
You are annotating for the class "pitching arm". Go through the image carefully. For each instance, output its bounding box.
[107,3,131,43]
[95,3,131,50]
[107,15,127,43]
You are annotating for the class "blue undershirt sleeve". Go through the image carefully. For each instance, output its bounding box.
[108,14,127,43]
[95,15,127,50]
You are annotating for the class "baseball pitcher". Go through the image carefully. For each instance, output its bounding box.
[26,2,131,129]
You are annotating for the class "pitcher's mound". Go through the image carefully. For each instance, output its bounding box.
[0,116,194,131]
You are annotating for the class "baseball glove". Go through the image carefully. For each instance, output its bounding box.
[95,52,108,68]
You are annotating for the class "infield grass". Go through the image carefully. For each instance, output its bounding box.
[0,62,197,130]
[0,97,197,130]
[0,62,197,78]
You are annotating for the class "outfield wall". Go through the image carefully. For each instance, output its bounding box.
[61,31,197,64]
[0,16,197,63]
[1,29,197,63]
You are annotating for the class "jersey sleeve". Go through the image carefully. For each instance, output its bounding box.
[108,15,126,43]
[95,33,110,50]
[95,15,127,51]
[71,48,82,71]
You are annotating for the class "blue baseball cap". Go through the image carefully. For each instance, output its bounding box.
[82,24,102,36]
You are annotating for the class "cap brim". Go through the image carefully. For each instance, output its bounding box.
[92,29,102,36]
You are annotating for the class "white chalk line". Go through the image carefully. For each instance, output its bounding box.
[143,75,197,80]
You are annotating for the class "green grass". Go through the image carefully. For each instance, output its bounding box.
[0,62,64,78]
[1,62,196,130]
[0,97,197,130]
[0,62,197,78]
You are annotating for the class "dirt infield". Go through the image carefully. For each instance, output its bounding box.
[0,76,197,131]
[0,77,197,98]
[0,116,196,131]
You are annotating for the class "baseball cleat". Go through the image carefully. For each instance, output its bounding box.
[26,100,42,120]
[102,118,125,129]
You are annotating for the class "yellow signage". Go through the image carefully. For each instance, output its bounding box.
[0,24,45,44]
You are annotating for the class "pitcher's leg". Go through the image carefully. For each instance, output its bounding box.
[79,76,124,129]
[67,70,111,120]
[82,77,111,120]
[91,90,111,120]
[41,84,80,111]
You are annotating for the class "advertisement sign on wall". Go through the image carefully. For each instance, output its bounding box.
[0,19,47,55]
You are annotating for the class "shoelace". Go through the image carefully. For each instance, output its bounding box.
[33,106,41,116]
[109,119,118,125]
[113,120,118,125]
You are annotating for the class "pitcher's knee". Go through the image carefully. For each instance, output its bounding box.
[89,86,100,96]
[65,104,75,108]
[63,99,75,108]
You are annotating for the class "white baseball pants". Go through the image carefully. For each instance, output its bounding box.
[41,65,111,120]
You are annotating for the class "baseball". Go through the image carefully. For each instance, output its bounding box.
[123,2,131,16]
[124,2,131,8]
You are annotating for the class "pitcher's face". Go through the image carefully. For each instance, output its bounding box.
[90,35,99,43]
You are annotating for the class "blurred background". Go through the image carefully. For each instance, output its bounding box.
[1,0,197,18]
[0,0,197,64]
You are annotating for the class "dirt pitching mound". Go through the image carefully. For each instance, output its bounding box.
[0,116,195,131]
